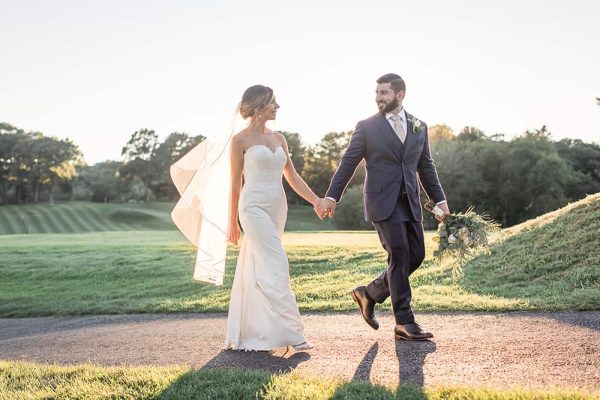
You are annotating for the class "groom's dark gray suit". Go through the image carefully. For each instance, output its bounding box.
[325,110,445,324]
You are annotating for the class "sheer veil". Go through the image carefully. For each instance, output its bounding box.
[170,104,247,286]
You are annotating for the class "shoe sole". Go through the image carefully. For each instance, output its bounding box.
[292,345,314,351]
[350,290,379,330]
[394,334,433,341]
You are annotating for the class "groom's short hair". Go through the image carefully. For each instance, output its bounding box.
[377,73,406,94]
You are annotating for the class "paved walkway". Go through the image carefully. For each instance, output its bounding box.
[1,311,599,391]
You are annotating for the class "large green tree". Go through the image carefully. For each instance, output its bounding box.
[428,124,455,143]
[151,132,205,200]
[497,126,570,225]
[554,138,600,200]
[119,129,159,202]
[1,125,82,204]
[73,161,123,203]
[0,124,25,204]
[302,130,364,198]
[279,131,306,204]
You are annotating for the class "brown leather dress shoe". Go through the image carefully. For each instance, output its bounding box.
[350,286,379,330]
[394,322,433,341]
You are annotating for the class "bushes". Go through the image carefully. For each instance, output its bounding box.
[335,185,373,230]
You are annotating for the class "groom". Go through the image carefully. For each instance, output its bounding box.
[317,73,449,341]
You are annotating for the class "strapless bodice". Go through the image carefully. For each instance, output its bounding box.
[242,145,287,188]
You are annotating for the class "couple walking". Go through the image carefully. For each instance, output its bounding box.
[171,73,450,352]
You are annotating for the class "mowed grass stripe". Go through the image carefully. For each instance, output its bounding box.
[53,204,90,232]
[24,205,56,233]
[0,207,18,234]
[0,202,333,234]
[68,203,112,232]
[16,206,44,233]
[6,207,28,233]
[50,204,86,232]
[30,205,62,233]
[7,206,29,234]
[34,205,70,233]
[80,204,123,231]
[87,204,145,231]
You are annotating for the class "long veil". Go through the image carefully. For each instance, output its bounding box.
[170,105,246,286]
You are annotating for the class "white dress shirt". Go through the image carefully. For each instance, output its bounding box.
[386,108,408,139]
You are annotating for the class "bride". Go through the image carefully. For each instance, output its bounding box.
[171,85,323,351]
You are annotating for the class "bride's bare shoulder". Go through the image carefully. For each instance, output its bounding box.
[274,131,289,147]
[231,131,250,150]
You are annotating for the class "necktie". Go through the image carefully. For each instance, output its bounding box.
[390,114,406,143]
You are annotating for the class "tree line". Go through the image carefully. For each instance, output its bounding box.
[1,121,598,229]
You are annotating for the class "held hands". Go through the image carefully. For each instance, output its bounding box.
[313,198,336,220]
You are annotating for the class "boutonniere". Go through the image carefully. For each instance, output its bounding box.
[411,117,423,134]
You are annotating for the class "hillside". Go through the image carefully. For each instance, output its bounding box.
[462,193,600,310]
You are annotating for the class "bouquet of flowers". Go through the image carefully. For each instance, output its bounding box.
[425,201,500,276]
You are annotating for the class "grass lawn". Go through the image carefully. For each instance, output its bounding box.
[0,228,591,318]
[1,360,596,400]
[0,194,597,317]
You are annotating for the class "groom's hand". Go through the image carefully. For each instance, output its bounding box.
[436,202,450,222]
[320,198,336,219]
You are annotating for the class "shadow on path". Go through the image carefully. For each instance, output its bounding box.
[333,339,436,399]
[352,342,379,381]
[156,348,311,398]
[201,348,311,374]
[396,339,436,387]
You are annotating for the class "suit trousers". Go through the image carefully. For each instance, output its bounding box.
[366,195,426,325]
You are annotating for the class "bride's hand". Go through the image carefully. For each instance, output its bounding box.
[228,220,241,245]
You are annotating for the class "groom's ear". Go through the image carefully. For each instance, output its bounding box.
[396,90,406,102]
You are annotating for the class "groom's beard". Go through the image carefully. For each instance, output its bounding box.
[378,98,399,114]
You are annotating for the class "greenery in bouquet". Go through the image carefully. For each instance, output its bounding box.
[426,201,500,276]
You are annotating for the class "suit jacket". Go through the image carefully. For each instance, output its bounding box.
[325,111,445,222]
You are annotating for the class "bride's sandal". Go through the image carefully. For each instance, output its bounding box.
[292,341,314,351]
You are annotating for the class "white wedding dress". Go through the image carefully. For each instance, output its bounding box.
[224,144,307,351]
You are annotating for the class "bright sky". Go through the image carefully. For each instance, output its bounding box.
[1,0,598,164]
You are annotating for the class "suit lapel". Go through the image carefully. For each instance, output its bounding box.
[376,114,403,161]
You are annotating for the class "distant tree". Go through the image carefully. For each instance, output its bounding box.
[279,131,305,204]
[502,126,570,224]
[428,124,455,143]
[457,126,486,142]
[29,136,82,205]
[334,184,373,230]
[151,132,205,200]
[1,127,82,204]
[121,129,159,161]
[9,131,43,203]
[118,158,155,202]
[430,139,490,226]
[554,138,600,200]
[73,161,122,203]
[303,131,364,198]
[0,126,24,204]
[119,129,160,202]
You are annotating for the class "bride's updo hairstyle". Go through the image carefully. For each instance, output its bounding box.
[239,85,274,119]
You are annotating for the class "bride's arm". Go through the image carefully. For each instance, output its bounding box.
[279,134,320,207]
[228,136,244,245]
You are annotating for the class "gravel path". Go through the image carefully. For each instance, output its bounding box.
[1,311,599,391]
